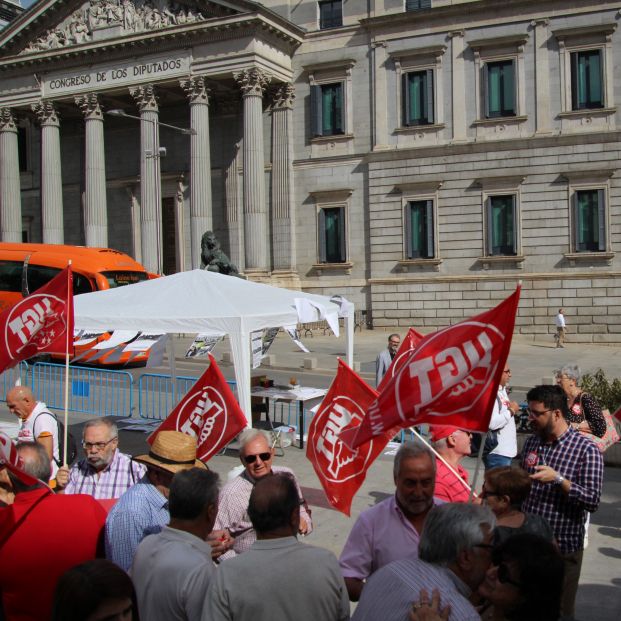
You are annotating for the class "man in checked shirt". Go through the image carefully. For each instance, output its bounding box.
[214,428,312,560]
[56,418,146,499]
[521,384,604,619]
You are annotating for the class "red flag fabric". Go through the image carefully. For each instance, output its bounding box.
[376,327,425,393]
[341,287,521,450]
[306,360,395,515]
[149,354,247,463]
[0,266,74,374]
[613,406,621,423]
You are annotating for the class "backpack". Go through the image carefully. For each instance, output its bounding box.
[32,410,78,466]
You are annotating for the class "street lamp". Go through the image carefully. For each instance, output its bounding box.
[106,108,195,273]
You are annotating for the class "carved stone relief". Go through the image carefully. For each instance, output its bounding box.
[21,0,206,54]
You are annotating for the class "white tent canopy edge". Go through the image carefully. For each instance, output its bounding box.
[73,269,354,425]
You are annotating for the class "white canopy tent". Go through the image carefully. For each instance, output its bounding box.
[73,269,354,424]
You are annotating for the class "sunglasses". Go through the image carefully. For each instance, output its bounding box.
[243,452,272,464]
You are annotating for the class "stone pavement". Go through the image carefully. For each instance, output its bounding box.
[1,328,620,620]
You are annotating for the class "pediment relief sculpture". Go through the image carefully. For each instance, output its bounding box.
[21,0,209,54]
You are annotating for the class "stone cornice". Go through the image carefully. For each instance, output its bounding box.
[0,13,303,72]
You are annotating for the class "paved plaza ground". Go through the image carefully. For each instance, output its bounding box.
[1,328,620,620]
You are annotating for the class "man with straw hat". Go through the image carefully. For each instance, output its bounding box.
[105,430,206,571]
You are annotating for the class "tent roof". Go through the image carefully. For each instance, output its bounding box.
[74,269,341,335]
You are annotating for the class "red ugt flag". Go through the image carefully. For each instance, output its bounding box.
[341,287,521,450]
[0,266,74,374]
[307,360,396,515]
[377,327,425,393]
[149,354,247,462]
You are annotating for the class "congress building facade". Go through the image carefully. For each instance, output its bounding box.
[1,0,621,342]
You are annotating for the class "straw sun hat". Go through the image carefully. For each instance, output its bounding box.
[134,431,207,474]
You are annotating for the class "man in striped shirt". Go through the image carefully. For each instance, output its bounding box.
[521,384,604,618]
[352,503,496,621]
[56,418,145,499]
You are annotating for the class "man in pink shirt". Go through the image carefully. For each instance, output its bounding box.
[430,425,472,503]
[339,440,440,601]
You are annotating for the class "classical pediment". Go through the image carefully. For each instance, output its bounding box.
[0,0,261,58]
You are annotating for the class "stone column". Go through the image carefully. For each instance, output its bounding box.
[125,185,142,264]
[225,139,244,272]
[270,83,299,286]
[532,19,551,134]
[130,85,161,274]
[75,93,108,247]
[449,30,466,142]
[0,108,23,242]
[32,101,64,244]
[234,68,271,274]
[372,41,388,150]
[180,76,212,269]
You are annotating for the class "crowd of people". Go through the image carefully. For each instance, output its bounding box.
[0,355,608,620]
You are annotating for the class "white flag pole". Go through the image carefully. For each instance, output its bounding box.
[409,427,476,497]
[63,261,72,466]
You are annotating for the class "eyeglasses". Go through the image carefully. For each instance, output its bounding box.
[480,489,502,499]
[243,452,272,464]
[82,438,117,451]
[494,562,522,587]
[527,408,553,417]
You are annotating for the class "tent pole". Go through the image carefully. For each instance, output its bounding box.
[167,335,177,406]
[346,310,354,368]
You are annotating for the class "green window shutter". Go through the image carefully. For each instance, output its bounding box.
[588,51,603,108]
[485,197,493,255]
[425,200,434,258]
[402,73,410,126]
[597,189,606,251]
[509,195,517,255]
[318,209,327,262]
[334,84,344,134]
[425,69,434,124]
[504,60,516,115]
[573,191,581,251]
[310,85,322,137]
[410,73,422,125]
[405,203,413,258]
[338,206,346,261]
[483,64,490,118]
[571,52,581,110]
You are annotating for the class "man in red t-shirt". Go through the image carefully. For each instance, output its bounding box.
[429,425,472,503]
[0,438,106,621]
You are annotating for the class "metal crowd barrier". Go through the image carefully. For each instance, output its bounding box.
[137,373,237,420]
[30,362,134,418]
[0,362,30,402]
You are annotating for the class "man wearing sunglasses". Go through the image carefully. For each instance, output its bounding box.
[520,384,603,618]
[214,429,312,561]
[56,418,145,499]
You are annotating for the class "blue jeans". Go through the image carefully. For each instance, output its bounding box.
[484,453,512,471]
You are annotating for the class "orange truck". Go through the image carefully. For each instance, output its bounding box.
[0,243,159,365]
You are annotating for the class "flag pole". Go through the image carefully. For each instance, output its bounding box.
[63,262,72,466]
[409,427,475,497]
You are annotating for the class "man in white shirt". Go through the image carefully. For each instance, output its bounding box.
[484,366,520,471]
[7,386,59,480]
[554,308,566,348]
[132,467,219,621]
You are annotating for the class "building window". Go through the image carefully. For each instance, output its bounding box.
[406,0,431,11]
[484,59,515,118]
[311,83,344,137]
[571,50,603,110]
[18,126,27,172]
[318,206,346,263]
[402,70,434,126]
[319,0,342,29]
[574,189,605,252]
[486,195,517,256]
[405,200,434,258]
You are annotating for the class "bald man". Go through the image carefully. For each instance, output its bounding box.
[7,386,60,480]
